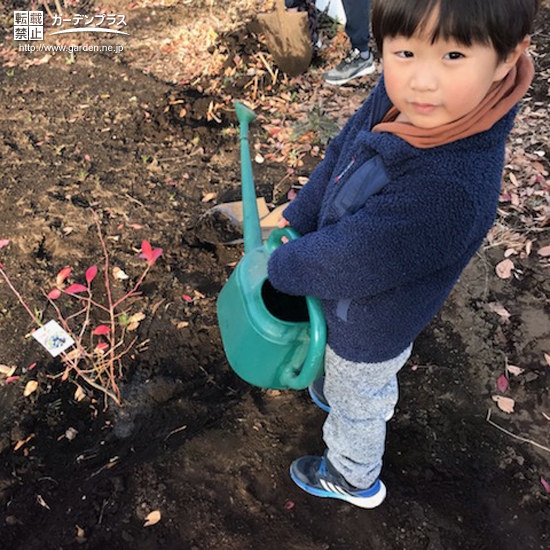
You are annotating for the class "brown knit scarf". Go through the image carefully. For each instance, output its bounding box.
[372,53,534,149]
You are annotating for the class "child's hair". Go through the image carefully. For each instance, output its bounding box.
[372,0,540,61]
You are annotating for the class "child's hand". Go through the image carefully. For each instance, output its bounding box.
[277,217,290,244]
[277,217,290,228]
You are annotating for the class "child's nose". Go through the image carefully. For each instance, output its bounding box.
[410,66,438,92]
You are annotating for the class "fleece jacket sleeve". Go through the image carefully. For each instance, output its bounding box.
[268,181,477,300]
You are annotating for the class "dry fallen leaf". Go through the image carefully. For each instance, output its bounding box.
[506,364,525,376]
[487,303,511,321]
[74,385,86,402]
[143,510,161,527]
[113,266,129,280]
[544,353,550,368]
[65,427,78,441]
[75,525,86,542]
[36,494,50,510]
[495,258,514,279]
[492,395,515,413]
[14,433,35,451]
[537,245,550,257]
[201,192,217,203]
[0,364,17,378]
[64,348,81,361]
[126,312,146,331]
[23,380,38,397]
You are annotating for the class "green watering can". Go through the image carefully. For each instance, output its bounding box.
[216,101,326,390]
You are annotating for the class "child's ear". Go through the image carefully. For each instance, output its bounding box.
[493,36,531,82]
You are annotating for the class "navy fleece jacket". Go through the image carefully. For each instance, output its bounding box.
[267,77,517,362]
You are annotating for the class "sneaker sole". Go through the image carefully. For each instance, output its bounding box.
[290,467,387,509]
[308,386,331,413]
[323,63,376,86]
[308,386,394,421]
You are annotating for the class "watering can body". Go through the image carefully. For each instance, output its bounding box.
[217,227,326,390]
[216,101,326,390]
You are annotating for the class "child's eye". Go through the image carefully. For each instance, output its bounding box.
[444,51,465,60]
[396,50,414,58]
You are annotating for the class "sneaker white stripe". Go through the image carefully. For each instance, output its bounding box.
[321,479,348,496]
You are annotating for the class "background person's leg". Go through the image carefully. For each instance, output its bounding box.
[322,0,374,84]
[341,0,371,52]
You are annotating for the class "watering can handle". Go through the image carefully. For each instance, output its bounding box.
[266,227,327,390]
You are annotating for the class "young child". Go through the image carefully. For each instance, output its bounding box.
[267,0,539,508]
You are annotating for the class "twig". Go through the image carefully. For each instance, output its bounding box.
[123,193,146,207]
[164,424,188,442]
[486,409,550,454]
[0,266,41,323]
[257,52,278,86]
[41,1,54,20]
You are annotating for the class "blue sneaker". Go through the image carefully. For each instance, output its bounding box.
[290,455,386,508]
[308,376,331,412]
[308,377,394,421]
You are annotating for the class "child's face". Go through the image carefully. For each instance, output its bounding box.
[382,23,519,129]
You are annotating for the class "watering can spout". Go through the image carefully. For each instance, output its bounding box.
[234,101,262,253]
[235,101,257,127]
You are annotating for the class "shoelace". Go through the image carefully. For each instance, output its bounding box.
[343,49,361,64]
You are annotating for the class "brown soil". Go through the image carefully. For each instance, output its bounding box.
[0,2,549,549]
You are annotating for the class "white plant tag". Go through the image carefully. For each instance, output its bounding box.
[32,320,75,357]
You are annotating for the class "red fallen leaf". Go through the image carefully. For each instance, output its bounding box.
[141,239,152,257]
[95,342,109,353]
[92,325,110,335]
[56,266,72,286]
[541,477,550,493]
[48,288,62,300]
[497,374,509,393]
[65,283,88,294]
[283,500,295,510]
[85,265,98,284]
[182,294,193,303]
[27,362,37,371]
[140,240,163,266]
[6,376,20,383]
[0,239,9,249]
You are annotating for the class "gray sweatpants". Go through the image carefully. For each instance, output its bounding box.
[323,344,413,489]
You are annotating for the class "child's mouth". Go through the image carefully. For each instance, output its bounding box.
[411,102,438,115]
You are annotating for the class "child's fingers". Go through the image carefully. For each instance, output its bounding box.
[277,217,290,228]
[281,236,289,244]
